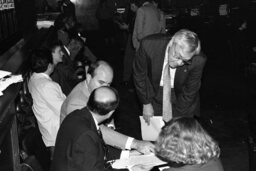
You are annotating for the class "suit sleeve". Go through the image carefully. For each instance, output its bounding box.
[132,8,144,50]
[72,131,110,171]
[133,41,155,104]
[135,8,145,41]
[175,55,207,115]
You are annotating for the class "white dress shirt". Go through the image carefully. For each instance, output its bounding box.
[28,73,66,147]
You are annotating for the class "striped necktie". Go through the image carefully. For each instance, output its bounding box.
[162,63,172,122]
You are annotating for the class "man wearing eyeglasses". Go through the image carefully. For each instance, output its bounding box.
[133,29,207,125]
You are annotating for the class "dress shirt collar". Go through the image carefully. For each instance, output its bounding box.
[33,72,52,80]
[91,113,100,131]
[63,45,71,56]
[83,80,91,96]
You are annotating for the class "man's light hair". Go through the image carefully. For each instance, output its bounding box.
[166,29,201,59]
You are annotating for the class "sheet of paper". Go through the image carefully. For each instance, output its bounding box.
[0,70,11,79]
[140,116,165,141]
[111,153,166,169]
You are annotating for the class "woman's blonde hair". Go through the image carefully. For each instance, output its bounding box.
[155,117,220,165]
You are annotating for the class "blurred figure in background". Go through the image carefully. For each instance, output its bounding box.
[96,0,117,46]
[132,0,165,51]
[117,0,140,86]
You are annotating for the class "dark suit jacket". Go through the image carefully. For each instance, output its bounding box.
[51,46,79,96]
[51,107,111,171]
[133,34,207,118]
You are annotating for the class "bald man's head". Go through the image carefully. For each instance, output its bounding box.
[87,86,119,116]
[86,61,114,93]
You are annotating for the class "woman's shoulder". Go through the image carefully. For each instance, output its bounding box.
[163,158,224,171]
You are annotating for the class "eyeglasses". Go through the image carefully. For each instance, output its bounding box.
[169,53,192,65]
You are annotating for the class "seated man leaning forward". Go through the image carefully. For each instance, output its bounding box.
[51,86,120,171]
[61,60,154,153]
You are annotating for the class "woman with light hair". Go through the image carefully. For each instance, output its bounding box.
[155,117,224,171]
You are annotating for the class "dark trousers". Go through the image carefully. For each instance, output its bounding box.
[123,34,135,82]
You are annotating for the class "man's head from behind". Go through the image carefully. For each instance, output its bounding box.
[87,86,119,123]
[31,49,54,74]
[86,61,114,93]
[168,29,201,68]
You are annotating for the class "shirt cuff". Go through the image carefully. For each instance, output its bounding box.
[125,137,134,150]
[120,150,130,159]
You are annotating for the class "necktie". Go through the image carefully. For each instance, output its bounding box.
[162,63,172,122]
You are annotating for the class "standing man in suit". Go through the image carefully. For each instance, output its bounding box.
[132,0,165,51]
[51,86,119,171]
[133,29,207,124]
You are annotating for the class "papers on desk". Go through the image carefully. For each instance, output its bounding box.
[111,153,166,169]
[140,116,165,141]
[0,70,11,79]
[0,70,23,96]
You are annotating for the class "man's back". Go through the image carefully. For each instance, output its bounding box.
[60,81,89,123]
[51,107,108,171]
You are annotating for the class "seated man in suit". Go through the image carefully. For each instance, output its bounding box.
[51,86,119,171]
[61,60,154,154]
[133,29,207,124]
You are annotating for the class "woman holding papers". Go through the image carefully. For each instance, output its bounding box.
[155,117,224,171]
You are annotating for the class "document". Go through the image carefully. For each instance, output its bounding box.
[140,116,165,141]
[111,153,166,169]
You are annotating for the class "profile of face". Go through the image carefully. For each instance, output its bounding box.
[87,65,113,93]
[52,46,64,65]
[130,3,138,12]
[57,30,70,46]
[65,17,75,30]
[168,45,194,69]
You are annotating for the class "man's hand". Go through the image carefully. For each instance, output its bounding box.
[131,139,155,154]
[143,104,154,125]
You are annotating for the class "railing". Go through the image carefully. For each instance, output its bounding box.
[0,38,30,171]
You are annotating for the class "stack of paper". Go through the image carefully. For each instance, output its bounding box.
[111,153,166,169]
